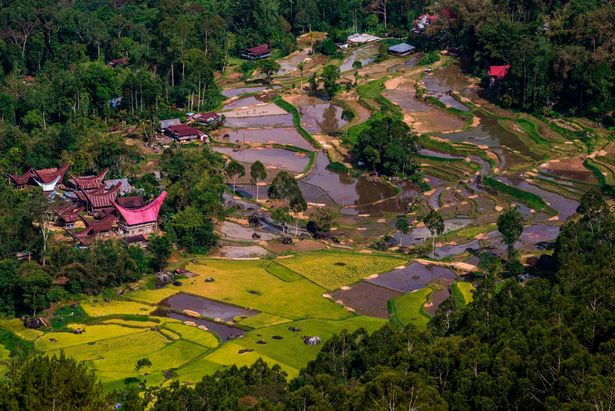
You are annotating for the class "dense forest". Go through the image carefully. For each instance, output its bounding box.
[0,0,613,139]
[0,191,611,410]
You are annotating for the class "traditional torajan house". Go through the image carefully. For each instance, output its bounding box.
[67,168,109,191]
[241,43,271,60]
[488,65,511,85]
[8,164,70,191]
[55,204,85,229]
[113,191,167,237]
[117,196,146,209]
[165,124,207,143]
[66,214,116,246]
[83,182,122,216]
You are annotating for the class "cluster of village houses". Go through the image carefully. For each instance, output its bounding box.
[159,111,223,144]
[8,164,166,248]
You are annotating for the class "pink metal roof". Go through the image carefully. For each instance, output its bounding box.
[488,65,511,79]
[246,44,270,56]
[113,191,167,226]
[33,163,69,184]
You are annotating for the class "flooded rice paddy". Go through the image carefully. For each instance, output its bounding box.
[216,128,313,150]
[339,43,380,72]
[299,104,348,134]
[158,292,257,322]
[299,153,397,206]
[214,146,310,173]
[330,282,401,319]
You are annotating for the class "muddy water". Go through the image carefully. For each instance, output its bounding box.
[300,153,397,206]
[222,94,272,110]
[217,128,313,150]
[222,86,279,98]
[277,50,309,75]
[330,281,400,319]
[394,217,474,247]
[423,64,470,111]
[214,147,309,173]
[224,114,294,128]
[300,104,348,134]
[152,310,244,341]
[158,292,256,322]
[357,181,420,214]
[368,263,456,293]
[340,43,380,72]
[438,112,541,163]
[383,88,432,112]
[497,176,579,220]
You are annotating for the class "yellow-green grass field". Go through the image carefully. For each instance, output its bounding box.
[0,318,44,341]
[389,288,432,329]
[127,259,353,321]
[52,328,215,389]
[234,317,386,370]
[455,282,475,305]
[81,299,155,317]
[277,251,408,290]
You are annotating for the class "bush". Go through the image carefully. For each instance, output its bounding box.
[417,51,440,66]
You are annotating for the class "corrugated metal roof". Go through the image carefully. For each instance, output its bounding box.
[388,43,415,53]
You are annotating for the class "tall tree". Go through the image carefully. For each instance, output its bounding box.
[395,216,410,247]
[423,208,444,257]
[250,160,267,202]
[225,159,245,195]
[497,206,525,259]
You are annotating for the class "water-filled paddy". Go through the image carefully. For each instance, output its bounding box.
[299,104,348,134]
[214,146,310,173]
[158,292,257,322]
[300,153,397,206]
[216,127,313,150]
[339,43,380,72]
[330,282,401,319]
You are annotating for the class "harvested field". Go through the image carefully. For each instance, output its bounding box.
[330,282,401,318]
[367,262,457,293]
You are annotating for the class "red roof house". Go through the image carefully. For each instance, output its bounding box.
[83,182,122,212]
[241,44,271,60]
[165,124,206,142]
[192,112,221,127]
[113,191,167,237]
[488,65,511,80]
[68,169,109,191]
[9,164,69,191]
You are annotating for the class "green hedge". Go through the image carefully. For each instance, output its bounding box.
[584,158,615,198]
[482,176,549,212]
[273,97,321,149]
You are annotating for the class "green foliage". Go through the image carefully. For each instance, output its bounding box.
[497,207,526,258]
[320,65,341,98]
[0,352,110,410]
[148,234,172,272]
[314,38,339,56]
[416,51,440,66]
[353,116,420,176]
[256,59,281,83]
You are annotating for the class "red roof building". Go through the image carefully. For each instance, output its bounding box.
[8,164,69,191]
[79,214,116,234]
[191,112,221,127]
[165,124,206,142]
[488,65,511,80]
[68,168,109,191]
[241,44,271,60]
[117,196,146,209]
[113,191,167,237]
[83,182,122,212]
[55,204,84,228]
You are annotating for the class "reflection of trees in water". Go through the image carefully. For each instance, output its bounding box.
[317,104,340,134]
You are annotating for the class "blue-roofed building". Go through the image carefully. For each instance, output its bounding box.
[388,43,416,56]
